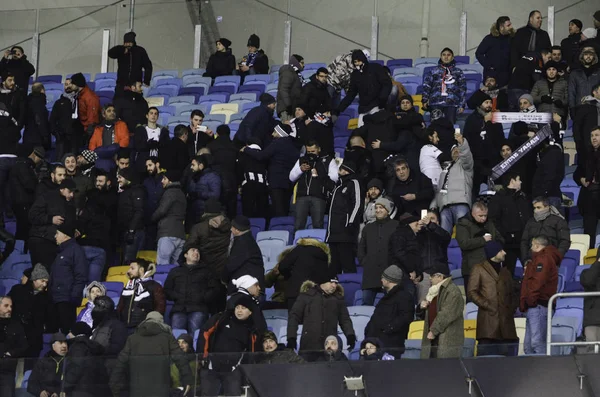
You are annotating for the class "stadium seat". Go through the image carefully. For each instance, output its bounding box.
[463,338,476,357]
[463,319,477,340]
[551,316,577,355]
[137,250,157,263]
[574,265,590,282]
[154,77,182,90]
[337,273,361,307]
[178,87,205,102]
[249,218,266,239]
[105,273,128,285]
[349,312,370,341]
[94,72,117,82]
[107,265,129,277]
[564,249,581,267]
[465,302,478,319]
[450,268,464,286]
[168,115,190,127]
[266,318,288,340]
[237,85,265,95]
[172,328,187,339]
[147,86,178,98]
[181,68,206,77]
[203,113,226,124]
[95,80,116,91]
[157,105,176,117]
[37,74,62,83]
[448,247,462,271]
[241,102,260,112]
[559,256,577,283]
[182,75,211,89]
[403,339,422,359]
[210,103,239,123]
[215,75,241,86]
[393,67,423,78]
[301,70,313,81]
[293,229,326,244]
[155,264,177,274]
[570,235,590,263]
[209,85,236,96]
[154,273,168,285]
[199,92,228,104]
[244,74,270,85]
[352,290,384,306]
[454,55,470,64]
[370,60,384,66]
[168,95,196,106]
[177,104,207,117]
[152,69,179,80]
[304,62,327,71]
[457,63,483,74]
[556,297,583,310]
[0,278,18,293]
[408,321,424,340]
[229,113,245,123]
[230,92,257,102]
[257,230,290,246]
[278,324,303,345]
[387,58,413,68]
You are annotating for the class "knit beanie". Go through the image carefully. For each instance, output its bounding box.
[233,295,255,312]
[519,93,534,105]
[340,160,357,174]
[324,335,338,349]
[382,265,404,283]
[30,263,50,281]
[263,330,277,344]
[247,34,260,48]
[124,31,137,44]
[484,240,503,261]
[570,19,583,31]
[467,90,492,110]
[177,333,195,353]
[118,167,137,183]
[217,38,232,49]
[367,178,383,191]
[70,73,86,88]
[233,275,259,290]
[374,197,394,215]
[163,169,180,183]
[259,93,276,106]
[71,322,92,337]
[594,11,600,23]
[583,28,597,39]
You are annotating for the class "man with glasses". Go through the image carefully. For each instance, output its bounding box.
[300,67,332,118]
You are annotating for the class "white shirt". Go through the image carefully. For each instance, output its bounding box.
[419,144,443,187]
[145,126,161,142]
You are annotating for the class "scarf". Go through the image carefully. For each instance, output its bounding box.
[101,123,115,147]
[313,112,331,126]
[440,64,454,97]
[528,24,537,52]
[439,159,456,193]
[425,277,451,302]
[80,302,94,328]
[292,65,303,82]
[533,207,551,222]
[247,52,258,67]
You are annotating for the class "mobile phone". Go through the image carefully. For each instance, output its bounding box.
[197,125,208,133]
[421,209,428,219]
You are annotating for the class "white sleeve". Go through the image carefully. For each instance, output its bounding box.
[328,159,339,182]
[289,160,303,182]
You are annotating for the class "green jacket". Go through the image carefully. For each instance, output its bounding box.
[456,213,504,275]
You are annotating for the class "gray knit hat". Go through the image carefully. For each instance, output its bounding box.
[30,264,50,281]
[519,93,534,105]
[324,335,338,349]
[374,197,394,215]
[382,265,404,284]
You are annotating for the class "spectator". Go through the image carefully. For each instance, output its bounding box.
[468,71,509,112]
[164,245,221,334]
[23,82,50,148]
[326,50,363,107]
[76,281,106,328]
[117,259,166,330]
[171,334,197,391]
[263,253,290,311]
[287,279,356,361]
[550,46,567,77]
[435,134,474,233]
[114,80,148,134]
[152,170,186,265]
[223,216,265,294]
[385,66,409,110]
[50,78,85,160]
[337,50,392,127]
[77,149,98,178]
[358,197,399,305]
[575,128,600,246]
[363,178,385,225]
[344,136,372,182]
[475,16,514,88]
[422,48,466,125]
[117,167,146,263]
[326,160,364,273]
[198,297,260,396]
[227,276,267,336]
[277,54,305,121]
[531,60,568,120]
[115,147,131,172]
[289,140,338,230]
[488,172,533,275]
[418,265,464,359]
[28,179,77,269]
[187,154,222,225]
[35,162,66,199]
[387,157,434,216]
[89,103,130,150]
[237,33,269,77]
[419,127,443,188]
[139,157,162,248]
[456,201,504,294]
[302,108,335,158]
[0,296,28,397]
[364,265,414,358]
[568,46,600,114]
[359,338,395,361]
[580,257,600,352]
[560,19,584,70]
[574,83,600,166]
[279,238,335,310]
[111,311,190,397]
[69,72,100,134]
[416,210,451,302]
[8,264,52,362]
[63,153,92,210]
[27,332,67,397]
[531,135,565,210]
[204,38,236,79]
[108,31,153,91]
[257,330,304,364]
[134,107,169,174]
[389,213,423,298]
[234,93,277,147]
[89,296,128,356]
[187,110,214,156]
[468,241,519,356]
[510,10,552,69]
[236,137,269,218]
[315,335,348,362]
[242,123,300,217]
[520,197,570,262]
[0,46,34,91]
[508,49,551,111]
[300,67,332,118]
[160,124,190,182]
[207,125,239,218]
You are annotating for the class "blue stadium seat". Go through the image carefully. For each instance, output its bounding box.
[393,67,423,79]
[370,60,384,66]
[95,80,117,91]
[152,69,179,80]
[177,104,206,117]
[301,70,313,81]
[349,312,370,341]
[244,74,270,85]
[454,55,470,64]
[154,77,182,90]
[229,113,245,123]
[414,57,438,66]
[237,85,265,95]
[167,116,190,127]
[215,75,241,86]
[154,273,168,285]
[249,218,266,239]
[387,58,413,68]
[168,95,196,106]
[193,328,200,351]
[157,105,176,116]
[304,62,326,71]
[403,339,422,359]
[94,72,117,82]
[203,114,226,124]
[564,250,580,268]
[465,302,478,319]
[353,290,383,306]
[155,264,177,274]
[241,102,259,112]
[458,63,483,74]
[230,92,257,102]
[257,230,290,246]
[448,247,462,271]
[148,86,178,98]
[172,328,187,339]
[164,302,173,325]
[551,317,577,355]
[451,269,463,286]
[266,318,288,340]
[0,278,19,293]
[97,91,114,107]
[270,65,282,73]
[182,68,206,77]
[559,257,577,283]
[36,75,62,83]
[178,87,205,102]
[278,324,302,345]
[208,85,235,96]
[293,229,326,244]
[199,93,228,104]
[182,75,211,89]
[337,273,361,307]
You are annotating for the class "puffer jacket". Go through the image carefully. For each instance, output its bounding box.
[276,56,303,116]
[531,77,568,117]
[435,139,474,209]
[568,58,600,109]
[77,86,100,132]
[50,239,88,305]
[422,59,467,108]
[358,217,399,289]
[520,209,570,261]
[63,336,110,397]
[327,51,355,92]
[164,261,221,314]
[475,23,514,87]
[0,318,27,372]
[455,213,504,276]
[151,182,186,240]
[580,262,600,327]
[417,221,451,275]
[187,168,222,223]
[185,213,231,275]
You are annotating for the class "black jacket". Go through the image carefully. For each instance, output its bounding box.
[574,100,600,164]
[207,134,238,197]
[510,24,552,69]
[8,282,53,355]
[23,92,50,147]
[509,53,545,91]
[90,314,128,357]
[0,89,26,155]
[475,29,512,87]
[389,223,422,277]
[160,137,190,184]
[164,261,221,314]
[293,155,336,201]
[488,187,532,248]
[9,157,37,207]
[224,231,265,293]
[580,262,600,328]
[560,33,583,70]
[64,336,110,397]
[79,187,118,250]
[0,318,28,373]
[358,217,399,289]
[50,94,84,139]
[326,174,364,243]
[117,278,166,328]
[114,89,149,134]
[463,111,504,177]
[247,50,269,75]
[34,177,58,200]
[302,120,335,158]
[417,222,451,275]
[185,213,231,276]
[299,73,333,117]
[364,284,414,351]
[276,65,303,115]
[0,55,35,90]
[235,104,277,146]
[520,213,570,261]
[108,44,153,86]
[28,350,65,397]
[151,182,186,240]
[243,136,300,189]
[387,166,434,216]
[532,144,564,199]
[117,183,145,232]
[203,49,236,79]
[50,239,89,304]
[29,189,77,242]
[134,124,170,173]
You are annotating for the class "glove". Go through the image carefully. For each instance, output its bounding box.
[346,334,356,351]
[553,99,564,108]
[541,95,553,104]
[286,337,297,350]
[125,230,135,245]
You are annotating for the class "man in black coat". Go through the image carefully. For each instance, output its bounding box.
[277,54,304,121]
[560,19,584,70]
[223,216,265,294]
[238,33,269,76]
[387,158,434,216]
[0,46,35,91]
[203,38,236,79]
[234,93,277,148]
[117,167,146,264]
[89,296,128,357]
[27,332,68,397]
[0,296,28,397]
[389,213,424,299]
[236,139,269,218]
[160,124,190,182]
[207,125,238,218]
[574,85,600,166]
[475,16,514,88]
[364,265,414,358]
[531,139,564,209]
[113,80,149,134]
[299,68,332,117]
[50,78,84,160]
[0,72,26,133]
[108,31,152,91]
[23,82,51,148]
[510,10,552,70]
[416,210,451,301]
[508,49,551,111]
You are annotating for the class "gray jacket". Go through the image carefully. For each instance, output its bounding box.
[276,64,303,116]
[151,182,187,240]
[568,64,600,109]
[435,139,474,210]
[520,209,570,261]
[531,77,568,117]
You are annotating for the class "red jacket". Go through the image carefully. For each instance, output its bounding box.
[88,120,130,150]
[78,86,100,131]
[520,245,560,312]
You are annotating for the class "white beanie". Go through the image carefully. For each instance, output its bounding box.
[583,27,597,39]
[233,275,259,290]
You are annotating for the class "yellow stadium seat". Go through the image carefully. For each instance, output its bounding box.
[210,103,239,123]
[348,118,358,130]
[146,96,165,107]
[570,234,591,264]
[106,274,129,285]
[514,318,526,356]
[584,249,597,265]
[412,94,422,102]
[107,266,129,277]
[463,319,477,339]
[137,250,157,263]
[408,320,424,340]
[76,298,88,316]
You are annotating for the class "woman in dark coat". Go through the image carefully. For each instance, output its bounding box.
[203,38,236,79]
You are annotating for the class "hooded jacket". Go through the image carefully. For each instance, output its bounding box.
[300,73,333,117]
[50,93,84,139]
[560,32,583,70]
[417,221,451,275]
[358,217,399,289]
[520,208,570,261]
[510,23,552,69]
[475,23,514,87]
[77,86,100,132]
[520,245,560,312]
[151,181,186,240]
[277,56,304,115]
[455,212,504,275]
[90,310,128,357]
[422,59,467,109]
[108,43,153,86]
[326,173,364,243]
[435,139,474,209]
[164,260,221,314]
[204,48,236,79]
[23,91,50,147]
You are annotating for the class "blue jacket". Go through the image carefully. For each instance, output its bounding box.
[50,239,89,304]
[475,25,512,87]
[143,174,164,223]
[235,104,277,146]
[187,168,221,223]
[422,59,467,109]
[244,136,300,189]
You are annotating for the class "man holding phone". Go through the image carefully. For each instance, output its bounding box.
[187,110,214,157]
[0,46,35,92]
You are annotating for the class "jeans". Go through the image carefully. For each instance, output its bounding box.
[122,230,145,264]
[429,105,457,125]
[440,204,470,234]
[171,311,207,335]
[157,236,185,265]
[0,156,16,214]
[524,305,548,355]
[82,245,106,283]
[200,368,243,396]
[362,288,379,306]
[294,196,326,231]
[507,89,528,112]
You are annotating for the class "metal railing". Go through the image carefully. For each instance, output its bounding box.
[546,291,600,356]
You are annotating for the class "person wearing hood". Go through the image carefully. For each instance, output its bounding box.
[223,216,265,293]
[336,49,392,127]
[456,201,504,295]
[359,338,395,361]
[316,334,348,362]
[475,16,515,88]
[510,10,552,70]
[234,93,277,147]
[23,82,50,148]
[520,197,570,262]
[467,71,509,112]
[520,235,560,355]
[164,245,221,334]
[358,197,398,305]
[27,333,68,397]
[0,45,34,92]
[113,79,149,134]
[363,178,385,224]
[393,94,426,136]
[277,54,305,121]
[116,259,166,330]
[89,102,130,150]
[111,312,192,397]
[422,48,466,125]
[326,160,364,273]
[76,281,107,328]
[0,296,28,397]
[387,157,434,216]
[89,295,128,357]
[68,72,100,135]
[236,136,269,218]
[117,166,146,263]
[207,125,239,218]
[531,60,568,120]
[237,33,269,78]
[574,83,600,166]
[108,31,153,91]
[575,127,600,247]
[568,46,600,113]
[50,77,86,160]
[300,67,333,118]
[170,333,198,391]
[467,241,519,356]
[204,38,236,79]
[561,19,584,70]
[186,154,222,226]
[508,49,551,111]
[257,330,304,364]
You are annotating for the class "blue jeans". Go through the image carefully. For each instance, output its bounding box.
[157,236,184,265]
[362,289,379,306]
[122,230,145,264]
[441,204,470,234]
[0,157,16,214]
[171,311,207,335]
[82,246,106,283]
[524,305,548,355]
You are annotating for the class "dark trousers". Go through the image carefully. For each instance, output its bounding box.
[0,371,15,397]
[504,247,521,276]
[241,183,268,218]
[581,190,600,248]
[55,301,76,335]
[463,273,470,303]
[269,187,292,218]
[477,338,519,356]
[200,369,243,396]
[294,196,326,231]
[222,191,238,220]
[55,135,81,162]
[0,156,16,215]
[429,105,457,125]
[12,204,31,242]
[329,242,357,274]
[28,237,58,271]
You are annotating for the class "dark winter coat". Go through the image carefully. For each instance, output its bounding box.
[90,314,128,357]
[151,182,186,240]
[302,120,335,158]
[380,109,424,172]
[561,33,583,70]
[203,49,236,79]
[185,213,231,276]
[532,144,564,199]
[235,104,277,146]
[0,55,35,90]
[244,136,300,189]
[207,134,238,198]
[9,157,37,207]
[417,222,451,275]
[27,350,65,397]
[117,183,146,233]
[475,24,513,87]
[8,282,53,355]
[0,88,26,130]
[455,213,504,276]
[187,127,213,157]
[247,50,269,75]
[160,137,190,182]
[50,94,84,139]
[520,212,570,261]
[300,73,333,117]
[288,281,355,351]
[187,168,221,223]
[50,238,89,304]
[117,277,166,328]
[63,336,110,397]
[510,24,552,69]
[0,318,28,373]
[508,53,545,91]
[326,174,364,243]
[164,261,221,314]
[568,63,600,109]
[462,111,504,178]
[134,125,170,173]
[23,92,50,147]
[358,217,399,289]
[143,173,164,222]
[79,187,117,250]
[364,284,414,352]
[277,64,303,116]
[531,77,568,117]
[256,345,305,364]
[580,261,600,327]
[108,44,153,86]
[387,166,434,216]
[279,238,335,299]
[110,320,192,397]
[113,89,149,134]
[0,94,24,155]
[389,223,422,277]
[29,189,77,242]
[488,187,533,249]
[224,231,265,293]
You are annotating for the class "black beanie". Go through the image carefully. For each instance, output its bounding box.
[247,34,260,48]
[70,72,86,88]
[71,322,92,337]
[570,19,583,31]
[217,124,231,138]
[124,31,136,44]
[259,93,276,105]
[467,90,492,110]
[217,38,232,49]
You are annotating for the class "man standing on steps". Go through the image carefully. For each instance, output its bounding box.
[108,32,153,94]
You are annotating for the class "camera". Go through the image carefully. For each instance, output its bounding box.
[300,153,318,169]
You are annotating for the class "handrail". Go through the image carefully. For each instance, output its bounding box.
[546,291,600,356]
